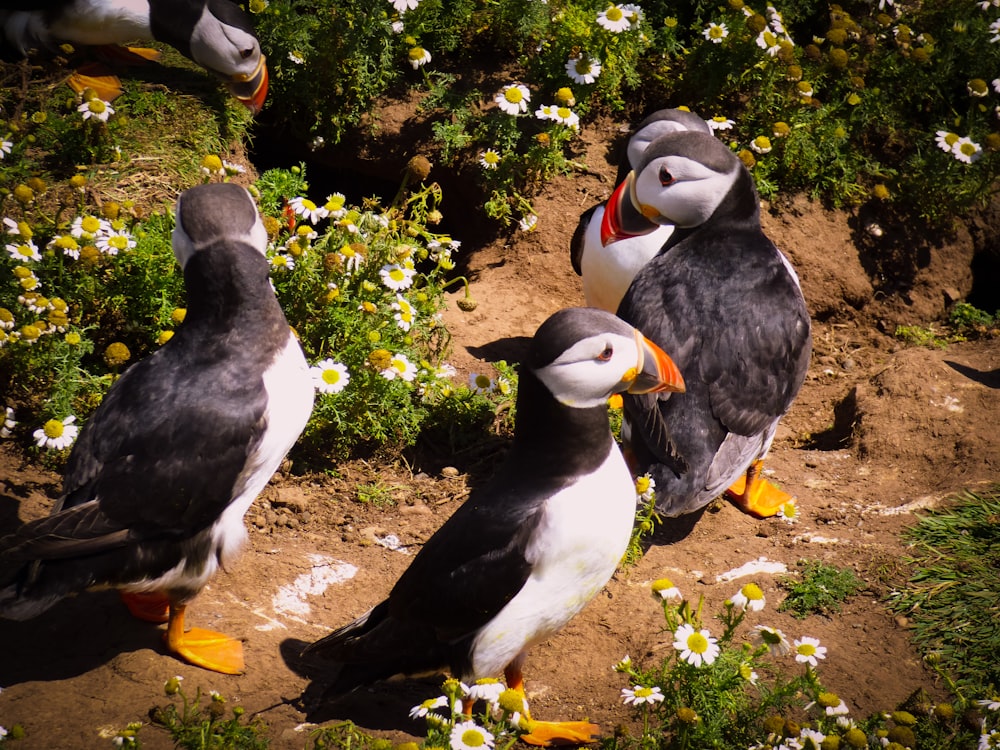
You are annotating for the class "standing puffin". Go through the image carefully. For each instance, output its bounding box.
[0,182,314,674]
[570,108,710,313]
[601,130,811,518]
[0,0,269,112]
[302,307,684,745]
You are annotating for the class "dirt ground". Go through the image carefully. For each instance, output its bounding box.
[1,108,999,749]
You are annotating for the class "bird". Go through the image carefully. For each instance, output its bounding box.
[570,107,711,313]
[0,0,269,112]
[301,307,685,746]
[0,182,314,674]
[600,129,812,519]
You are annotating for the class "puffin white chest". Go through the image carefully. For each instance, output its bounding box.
[469,442,635,679]
[211,333,314,566]
[581,206,674,313]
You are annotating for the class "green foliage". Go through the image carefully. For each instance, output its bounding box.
[253,0,1000,230]
[150,681,269,749]
[778,560,864,619]
[895,301,999,348]
[889,487,1000,698]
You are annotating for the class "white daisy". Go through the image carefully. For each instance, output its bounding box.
[518,214,538,232]
[96,230,136,256]
[621,685,664,705]
[6,239,40,263]
[757,29,781,55]
[707,116,735,131]
[466,678,504,707]
[597,4,633,32]
[70,214,111,241]
[392,294,416,331]
[703,22,729,43]
[0,138,11,159]
[409,695,448,720]
[673,623,720,667]
[469,373,495,394]
[449,720,494,750]
[1,406,16,437]
[495,83,531,115]
[33,415,79,451]
[324,193,347,218]
[382,352,418,382]
[380,263,416,290]
[566,55,602,84]
[311,358,350,394]
[793,636,827,666]
[953,136,983,163]
[269,252,295,272]
[479,149,501,170]
[551,106,580,129]
[730,582,766,612]
[390,0,419,12]
[754,625,791,655]
[288,196,329,224]
[408,47,431,69]
[78,98,114,122]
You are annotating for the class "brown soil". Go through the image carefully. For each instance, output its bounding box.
[2,106,999,749]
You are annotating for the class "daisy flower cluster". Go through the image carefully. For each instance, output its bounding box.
[611,576,883,749]
[400,677,527,750]
[935,129,985,164]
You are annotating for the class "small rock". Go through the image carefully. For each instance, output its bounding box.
[841,357,856,371]
[894,615,910,628]
[400,503,432,517]
[272,485,310,512]
[441,466,460,478]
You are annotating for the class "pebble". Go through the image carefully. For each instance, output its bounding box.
[441,466,460,478]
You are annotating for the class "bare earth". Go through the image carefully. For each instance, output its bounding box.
[1,111,999,749]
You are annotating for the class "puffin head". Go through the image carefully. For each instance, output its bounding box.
[601,130,744,246]
[172,182,267,269]
[151,0,269,113]
[625,108,711,171]
[528,307,685,409]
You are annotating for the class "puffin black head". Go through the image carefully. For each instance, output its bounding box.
[150,0,268,113]
[528,307,684,409]
[172,182,267,268]
[625,108,711,173]
[601,131,756,245]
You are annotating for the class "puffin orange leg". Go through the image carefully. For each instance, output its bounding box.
[120,591,171,623]
[504,665,600,747]
[724,459,792,518]
[165,603,245,675]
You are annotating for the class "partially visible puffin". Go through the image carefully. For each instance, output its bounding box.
[570,108,710,313]
[0,0,269,112]
[601,130,811,518]
[0,182,313,674]
[302,307,684,745]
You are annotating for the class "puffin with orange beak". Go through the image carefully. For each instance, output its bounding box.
[302,307,684,746]
[602,130,812,521]
[1,0,269,113]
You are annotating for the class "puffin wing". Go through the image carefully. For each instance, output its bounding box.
[61,347,267,535]
[388,482,542,640]
[570,204,600,276]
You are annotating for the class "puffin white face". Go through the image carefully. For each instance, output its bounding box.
[189,6,262,79]
[172,183,267,269]
[534,328,683,409]
[631,153,737,228]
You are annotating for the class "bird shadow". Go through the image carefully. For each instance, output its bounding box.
[280,638,443,731]
[467,336,532,365]
[648,505,710,546]
[0,590,166,685]
[945,360,1000,389]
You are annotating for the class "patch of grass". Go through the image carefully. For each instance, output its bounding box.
[778,559,864,619]
[888,486,1000,698]
[355,481,396,508]
[146,679,269,749]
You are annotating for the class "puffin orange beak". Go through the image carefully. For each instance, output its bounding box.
[626,330,685,395]
[601,171,660,246]
[227,54,268,114]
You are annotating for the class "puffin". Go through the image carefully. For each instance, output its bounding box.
[301,307,685,745]
[0,182,314,674]
[569,108,711,313]
[0,0,269,112]
[601,130,812,518]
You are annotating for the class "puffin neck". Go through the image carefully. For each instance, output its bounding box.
[509,367,615,477]
[181,243,283,329]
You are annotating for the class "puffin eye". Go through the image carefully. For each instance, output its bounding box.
[241,48,254,59]
[597,346,613,361]
[658,165,675,186]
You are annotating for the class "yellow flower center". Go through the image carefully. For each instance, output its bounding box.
[89,99,106,113]
[687,632,709,653]
[108,235,129,251]
[798,643,817,656]
[461,730,485,747]
[43,418,65,438]
[322,369,341,385]
[81,216,101,234]
[606,6,623,21]
[504,87,523,104]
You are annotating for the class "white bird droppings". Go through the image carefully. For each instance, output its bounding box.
[715,557,788,583]
[270,553,357,621]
